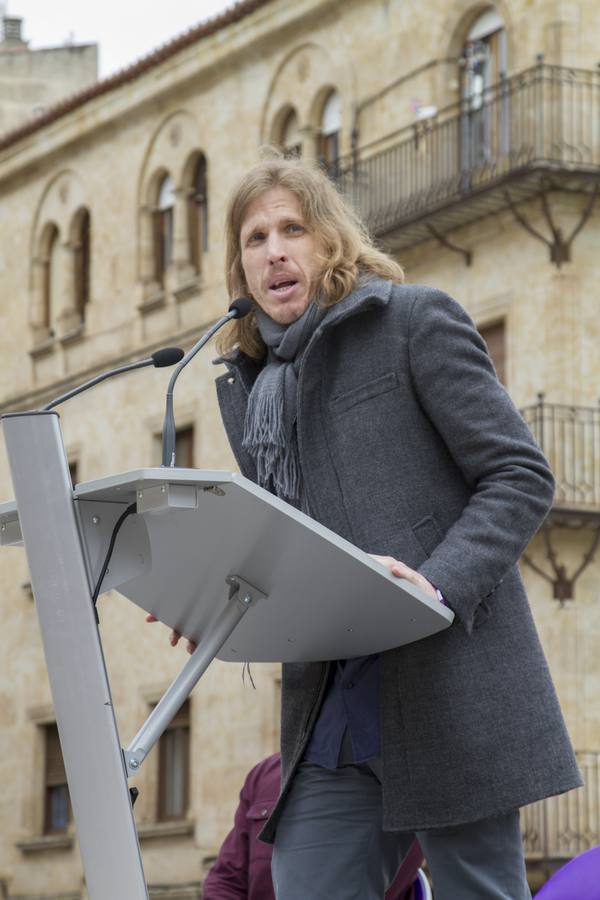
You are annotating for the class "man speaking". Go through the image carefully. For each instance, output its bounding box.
[211,152,581,899]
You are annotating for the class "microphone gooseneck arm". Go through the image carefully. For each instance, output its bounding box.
[43,359,153,412]
[42,347,184,411]
[162,298,252,467]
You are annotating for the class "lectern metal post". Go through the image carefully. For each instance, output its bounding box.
[124,575,261,774]
[1,412,148,900]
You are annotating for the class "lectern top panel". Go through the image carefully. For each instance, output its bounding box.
[2,468,454,662]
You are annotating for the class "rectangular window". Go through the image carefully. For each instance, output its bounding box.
[175,426,195,469]
[157,701,190,822]
[68,460,78,487]
[479,319,506,385]
[43,723,71,834]
[154,425,195,468]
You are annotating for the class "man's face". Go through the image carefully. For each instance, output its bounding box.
[240,187,324,325]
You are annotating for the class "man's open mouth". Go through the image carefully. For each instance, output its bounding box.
[269,279,298,293]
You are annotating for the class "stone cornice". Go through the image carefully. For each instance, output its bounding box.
[0,317,225,412]
[0,0,340,182]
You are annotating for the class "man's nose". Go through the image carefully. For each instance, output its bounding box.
[266,235,288,263]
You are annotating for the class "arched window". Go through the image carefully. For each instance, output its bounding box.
[459,10,507,168]
[72,208,91,320]
[154,174,175,286]
[280,108,302,157]
[460,10,506,107]
[187,155,208,274]
[318,91,342,173]
[41,223,60,335]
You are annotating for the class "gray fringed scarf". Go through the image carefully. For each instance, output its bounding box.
[242,301,326,503]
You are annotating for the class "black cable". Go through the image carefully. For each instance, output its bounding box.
[92,503,137,607]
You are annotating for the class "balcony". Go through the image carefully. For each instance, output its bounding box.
[522,751,600,880]
[521,396,600,524]
[334,63,600,252]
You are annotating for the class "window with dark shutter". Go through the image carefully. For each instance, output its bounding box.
[157,701,190,822]
[73,208,91,320]
[318,91,342,176]
[43,723,71,834]
[479,319,506,385]
[175,427,194,469]
[188,155,208,273]
[154,175,175,286]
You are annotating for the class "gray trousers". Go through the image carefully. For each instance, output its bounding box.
[271,761,532,900]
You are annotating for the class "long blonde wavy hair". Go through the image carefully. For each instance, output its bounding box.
[218,151,404,359]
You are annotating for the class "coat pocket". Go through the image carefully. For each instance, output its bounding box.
[411,514,444,557]
[329,371,399,413]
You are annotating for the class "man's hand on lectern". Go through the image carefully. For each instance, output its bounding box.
[369,555,437,601]
[145,614,197,654]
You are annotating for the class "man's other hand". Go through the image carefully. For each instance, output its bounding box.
[369,555,438,601]
[145,613,197,654]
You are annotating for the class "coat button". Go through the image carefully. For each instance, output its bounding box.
[261,808,268,817]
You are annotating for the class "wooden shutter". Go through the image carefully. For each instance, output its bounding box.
[479,320,506,385]
[157,701,190,821]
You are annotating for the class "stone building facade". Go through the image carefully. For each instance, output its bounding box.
[0,14,97,136]
[0,0,598,896]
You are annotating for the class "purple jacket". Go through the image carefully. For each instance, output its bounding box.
[203,754,423,900]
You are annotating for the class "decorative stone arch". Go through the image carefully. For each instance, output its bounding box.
[443,1,512,64]
[260,42,354,159]
[29,170,91,345]
[434,1,513,106]
[137,110,203,299]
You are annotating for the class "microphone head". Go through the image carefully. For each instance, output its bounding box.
[151,347,185,367]
[228,297,253,319]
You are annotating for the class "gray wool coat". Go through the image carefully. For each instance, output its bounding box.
[215,278,582,837]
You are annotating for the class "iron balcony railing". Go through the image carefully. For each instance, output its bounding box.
[333,63,600,241]
[521,396,600,513]
[522,751,600,860]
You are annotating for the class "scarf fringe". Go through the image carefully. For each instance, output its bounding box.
[243,389,286,448]
[242,302,325,503]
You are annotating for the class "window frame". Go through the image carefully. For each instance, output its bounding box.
[187,155,208,274]
[153,174,175,286]
[42,722,71,835]
[156,700,191,823]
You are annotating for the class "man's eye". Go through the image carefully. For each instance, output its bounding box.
[248,232,265,244]
[287,223,303,232]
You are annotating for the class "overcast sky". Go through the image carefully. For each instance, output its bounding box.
[3,0,236,78]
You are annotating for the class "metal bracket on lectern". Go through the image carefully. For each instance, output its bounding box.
[123,574,265,777]
[224,574,266,608]
[136,482,198,513]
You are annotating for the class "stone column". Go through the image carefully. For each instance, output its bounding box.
[137,203,162,305]
[172,186,195,287]
[54,240,82,337]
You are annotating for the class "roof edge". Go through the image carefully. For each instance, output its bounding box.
[0,0,273,153]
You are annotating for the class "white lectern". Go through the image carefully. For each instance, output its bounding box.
[0,411,453,899]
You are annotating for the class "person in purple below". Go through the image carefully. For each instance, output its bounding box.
[203,753,426,900]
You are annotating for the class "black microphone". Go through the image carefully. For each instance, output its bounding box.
[161,298,252,467]
[43,347,185,411]
[151,347,186,367]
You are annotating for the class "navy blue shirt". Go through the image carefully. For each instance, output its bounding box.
[303,654,380,768]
